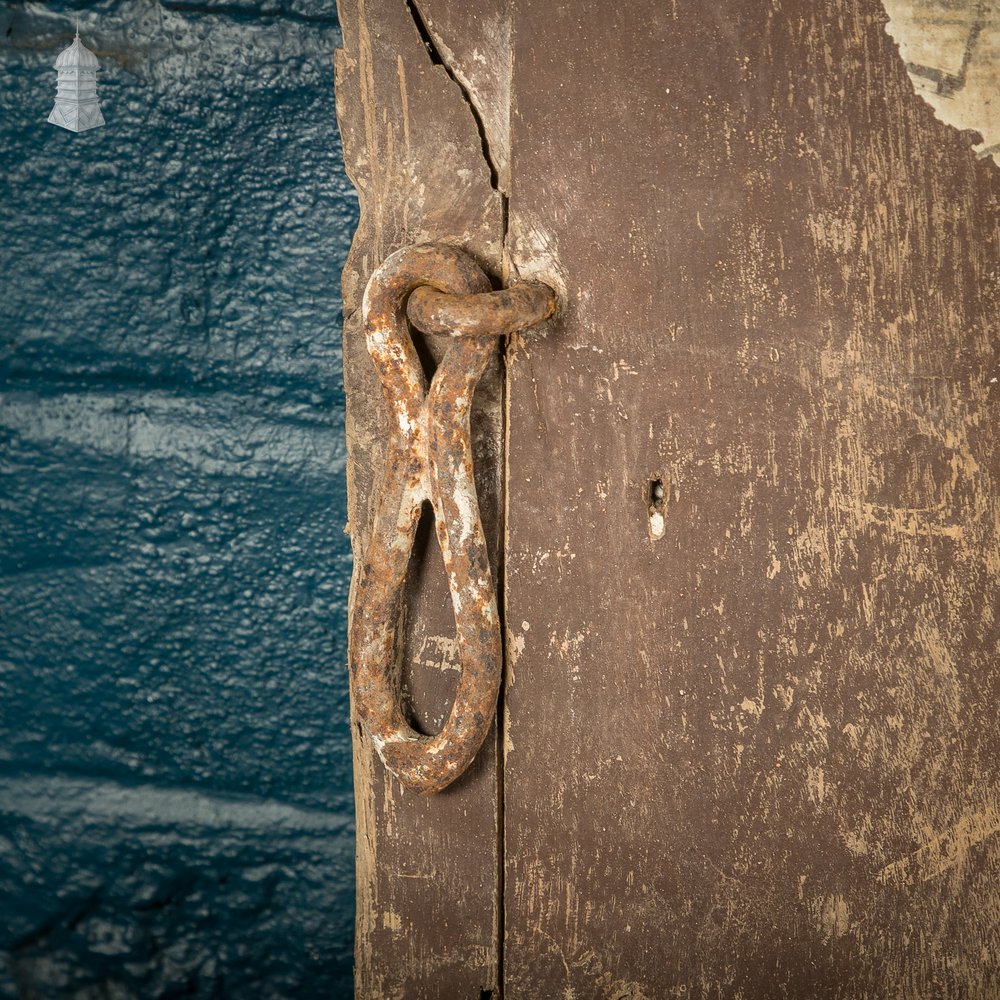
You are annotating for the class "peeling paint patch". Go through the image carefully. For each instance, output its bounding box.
[883,0,1000,162]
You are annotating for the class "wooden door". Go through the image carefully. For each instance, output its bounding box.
[335,1,1000,997]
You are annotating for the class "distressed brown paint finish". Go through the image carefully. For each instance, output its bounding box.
[337,0,1000,995]
[334,0,508,993]
[503,0,1000,997]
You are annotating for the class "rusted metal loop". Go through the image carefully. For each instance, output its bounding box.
[351,242,558,795]
[407,281,558,338]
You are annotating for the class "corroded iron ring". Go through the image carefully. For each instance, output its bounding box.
[407,280,558,338]
[351,243,505,794]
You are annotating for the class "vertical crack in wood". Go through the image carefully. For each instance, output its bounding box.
[404,0,502,191]
[496,12,512,1000]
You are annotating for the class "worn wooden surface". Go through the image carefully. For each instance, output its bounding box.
[337,0,1000,996]
[502,0,1000,997]
[334,0,507,994]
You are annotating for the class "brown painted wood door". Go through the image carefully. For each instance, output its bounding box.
[335,1,1000,997]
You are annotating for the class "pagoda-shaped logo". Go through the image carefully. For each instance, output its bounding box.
[48,26,105,133]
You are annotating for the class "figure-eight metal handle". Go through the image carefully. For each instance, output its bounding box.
[350,243,557,794]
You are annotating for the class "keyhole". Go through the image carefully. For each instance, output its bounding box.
[647,475,667,540]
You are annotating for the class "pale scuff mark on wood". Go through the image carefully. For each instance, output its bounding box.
[810,893,852,940]
[571,949,654,1000]
[877,800,1000,885]
[415,634,461,671]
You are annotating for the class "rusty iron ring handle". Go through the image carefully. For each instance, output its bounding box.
[407,281,558,338]
[351,243,557,794]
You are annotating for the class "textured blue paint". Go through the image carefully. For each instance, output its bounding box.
[0,2,357,995]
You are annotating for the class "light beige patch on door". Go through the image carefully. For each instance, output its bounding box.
[882,0,1000,162]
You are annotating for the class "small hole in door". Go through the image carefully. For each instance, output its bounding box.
[647,475,667,540]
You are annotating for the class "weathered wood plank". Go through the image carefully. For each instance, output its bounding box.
[503,1,1000,996]
[334,0,508,994]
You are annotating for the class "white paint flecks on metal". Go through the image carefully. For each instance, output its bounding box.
[48,28,105,133]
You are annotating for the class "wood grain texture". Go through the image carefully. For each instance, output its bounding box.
[502,1,1000,997]
[334,0,507,994]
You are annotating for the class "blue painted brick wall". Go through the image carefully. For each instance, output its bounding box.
[0,2,357,995]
